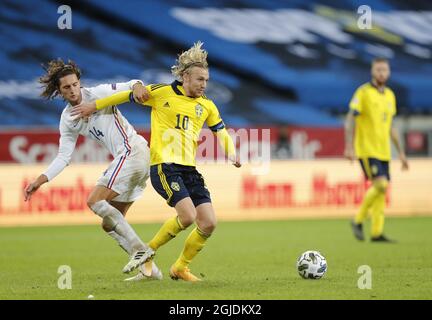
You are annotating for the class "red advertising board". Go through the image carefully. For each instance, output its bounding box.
[0,127,344,163]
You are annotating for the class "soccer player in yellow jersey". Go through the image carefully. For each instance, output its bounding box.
[344,58,408,242]
[71,42,241,281]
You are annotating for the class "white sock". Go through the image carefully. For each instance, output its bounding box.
[91,200,147,253]
[107,231,132,256]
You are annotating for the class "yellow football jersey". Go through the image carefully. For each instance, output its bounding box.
[349,82,396,161]
[143,81,223,166]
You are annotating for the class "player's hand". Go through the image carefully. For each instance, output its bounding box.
[132,83,150,104]
[24,181,41,201]
[400,153,409,171]
[70,101,97,120]
[344,146,356,162]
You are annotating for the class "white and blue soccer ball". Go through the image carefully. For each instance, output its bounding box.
[296,250,327,279]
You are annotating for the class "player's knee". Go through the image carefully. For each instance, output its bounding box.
[87,199,95,210]
[198,216,217,235]
[374,179,389,193]
[87,197,99,210]
[201,221,217,235]
[87,189,112,211]
[178,213,196,228]
[175,199,197,227]
[87,197,108,212]
[88,199,113,219]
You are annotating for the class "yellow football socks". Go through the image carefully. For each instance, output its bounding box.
[174,227,209,271]
[371,192,386,238]
[354,185,380,224]
[148,216,184,250]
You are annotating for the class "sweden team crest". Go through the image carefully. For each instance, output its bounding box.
[171,182,180,192]
[195,104,203,118]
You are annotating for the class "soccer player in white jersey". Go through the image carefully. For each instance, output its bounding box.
[23,59,160,280]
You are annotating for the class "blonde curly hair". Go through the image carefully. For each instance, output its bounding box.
[171,41,208,81]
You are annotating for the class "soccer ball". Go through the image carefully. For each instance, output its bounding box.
[296,250,327,279]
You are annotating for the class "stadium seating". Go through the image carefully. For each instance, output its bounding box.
[1,0,431,127]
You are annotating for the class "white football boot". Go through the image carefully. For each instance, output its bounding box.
[122,247,155,274]
[124,261,163,281]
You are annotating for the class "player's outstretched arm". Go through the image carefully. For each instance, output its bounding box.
[215,128,241,168]
[391,126,409,170]
[24,174,48,201]
[70,90,133,119]
[71,83,150,119]
[24,118,78,201]
[344,109,356,162]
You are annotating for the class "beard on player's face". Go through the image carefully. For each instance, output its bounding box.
[371,63,390,86]
[373,74,389,86]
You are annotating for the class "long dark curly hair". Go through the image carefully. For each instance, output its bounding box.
[39,59,81,99]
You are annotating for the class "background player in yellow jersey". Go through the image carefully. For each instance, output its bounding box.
[71,42,241,281]
[344,58,409,242]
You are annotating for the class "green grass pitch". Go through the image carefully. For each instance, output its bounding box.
[1,217,431,300]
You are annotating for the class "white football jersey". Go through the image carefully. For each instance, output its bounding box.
[44,80,147,181]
